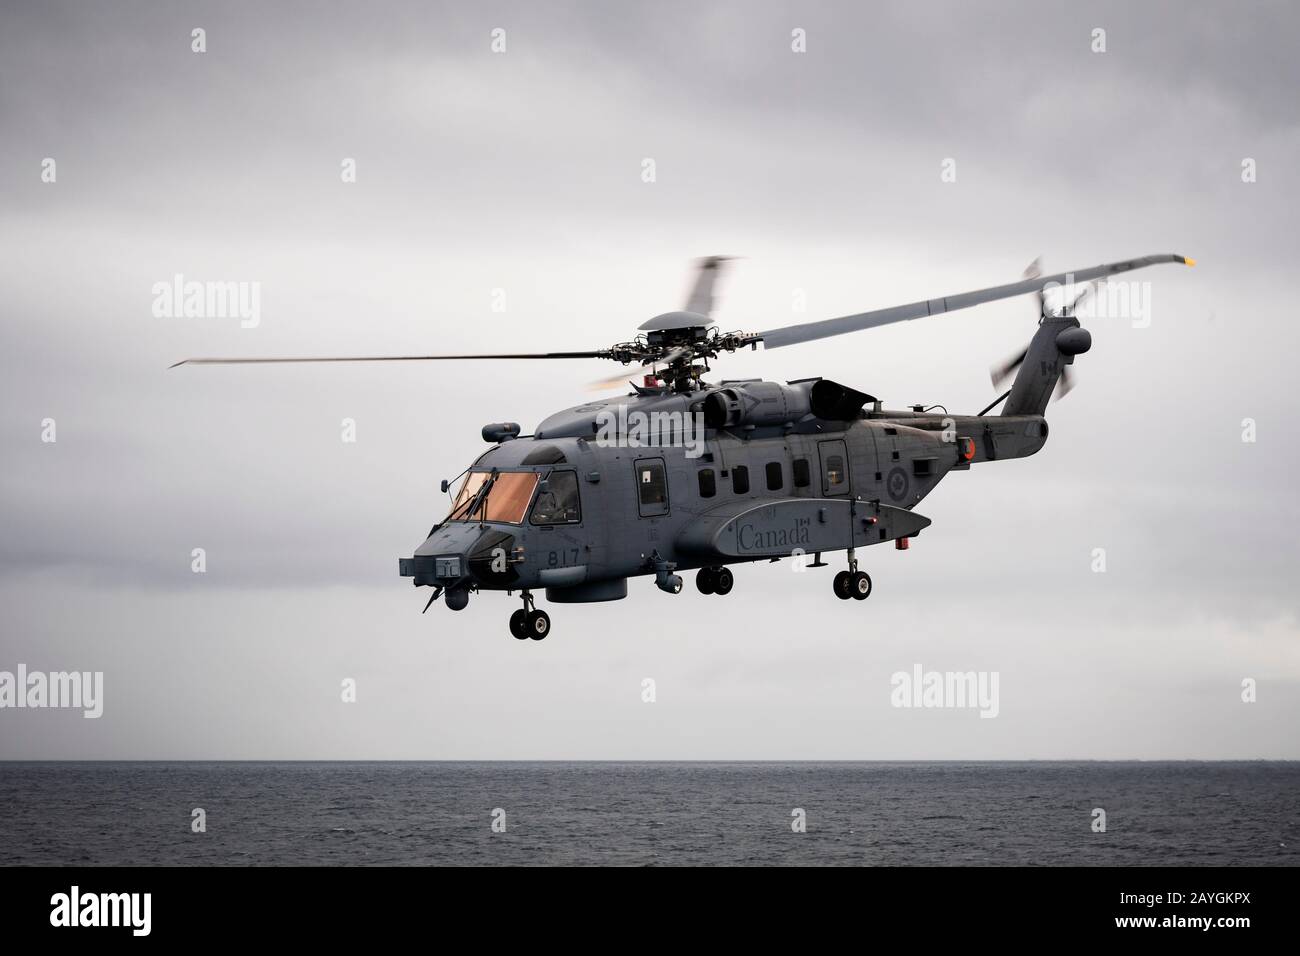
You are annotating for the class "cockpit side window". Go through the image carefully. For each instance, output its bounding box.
[447,472,487,519]
[529,470,582,525]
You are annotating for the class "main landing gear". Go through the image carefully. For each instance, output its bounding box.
[509,590,550,641]
[695,566,734,596]
[833,550,872,601]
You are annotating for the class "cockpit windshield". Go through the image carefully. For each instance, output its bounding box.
[445,470,538,524]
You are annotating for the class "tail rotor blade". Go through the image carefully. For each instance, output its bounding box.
[1054,365,1076,401]
[1064,280,1097,317]
[1023,257,1045,319]
[990,347,1028,390]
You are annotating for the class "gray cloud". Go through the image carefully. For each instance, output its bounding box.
[1,0,1297,758]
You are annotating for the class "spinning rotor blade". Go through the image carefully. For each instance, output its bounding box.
[757,254,1193,350]
[988,256,1114,404]
[987,258,1041,390]
[990,347,1029,391]
[683,256,736,318]
[170,350,610,369]
[1039,275,1099,319]
[1022,257,1045,319]
[990,347,1076,404]
[1062,280,1097,316]
[588,346,689,390]
[586,371,637,392]
[1056,365,1076,400]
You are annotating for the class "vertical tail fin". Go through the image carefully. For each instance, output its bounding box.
[1001,316,1091,417]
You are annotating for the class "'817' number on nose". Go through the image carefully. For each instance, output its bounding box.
[547,549,580,568]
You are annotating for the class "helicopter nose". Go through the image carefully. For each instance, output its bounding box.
[399,524,483,586]
[398,525,521,588]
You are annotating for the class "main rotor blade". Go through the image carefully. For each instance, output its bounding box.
[757,254,1194,350]
[170,350,610,369]
[586,371,637,392]
[683,256,736,318]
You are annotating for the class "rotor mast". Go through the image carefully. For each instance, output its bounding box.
[621,312,758,392]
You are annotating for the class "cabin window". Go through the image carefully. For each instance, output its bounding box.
[792,457,811,488]
[913,458,935,478]
[635,458,669,517]
[765,461,783,491]
[697,468,716,498]
[825,456,845,486]
[732,465,750,495]
[819,439,849,496]
[529,470,582,525]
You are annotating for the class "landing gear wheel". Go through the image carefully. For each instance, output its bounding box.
[851,570,873,600]
[713,567,734,596]
[696,568,716,595]
[526,609,551,640]
[509,608,528,639]
[833,570,854,600]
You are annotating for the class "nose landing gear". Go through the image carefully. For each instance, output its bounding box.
[833,550,872,601]
[509,590,551,640]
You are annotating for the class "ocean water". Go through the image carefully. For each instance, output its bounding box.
[0,761,1295,866]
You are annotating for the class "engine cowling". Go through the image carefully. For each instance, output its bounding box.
[701,379,876,429]
[701,382,813,429]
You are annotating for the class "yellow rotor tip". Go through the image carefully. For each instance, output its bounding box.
[1184,256,1196,267]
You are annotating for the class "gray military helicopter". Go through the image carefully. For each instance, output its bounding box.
[174,253,1192,639]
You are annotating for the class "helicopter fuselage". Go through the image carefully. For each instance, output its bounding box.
[399,380,1049,609]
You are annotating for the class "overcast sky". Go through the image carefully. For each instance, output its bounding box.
[1,0,1297,758]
